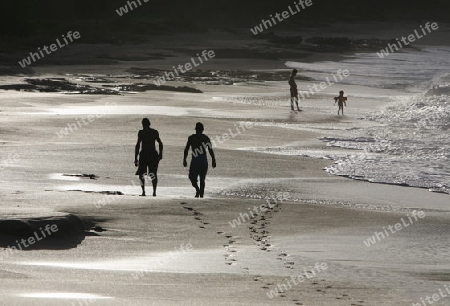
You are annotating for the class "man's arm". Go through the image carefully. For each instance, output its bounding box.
[156,131,163,160]
[206,138,216,168]
[183,137,191,167]
[134,131,142,166]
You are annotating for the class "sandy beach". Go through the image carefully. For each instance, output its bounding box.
[1,43,449,306]
[0,9,450,303]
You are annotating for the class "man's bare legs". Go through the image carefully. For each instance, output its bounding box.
[139,173,157,196]
[291,96,300,111]
[199,180,205,198]
[139,174,146,196]
[190,180,200,197]
[189,179,205,198]
[151,173,157,197]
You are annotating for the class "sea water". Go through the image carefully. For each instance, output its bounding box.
[290,47,450,194]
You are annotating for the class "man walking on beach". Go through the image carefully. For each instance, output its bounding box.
[135,118,163,197]
[183,122,216,198]
[289,69,301,112]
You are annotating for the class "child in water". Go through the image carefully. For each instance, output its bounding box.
[334,90,347,115]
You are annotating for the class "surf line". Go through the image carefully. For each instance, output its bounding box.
[18,31,81,68]
[153,50,215,86]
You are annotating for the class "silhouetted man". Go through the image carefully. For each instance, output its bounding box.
[183,122,216,198]
[289,69,301,112]
[135,118,163,196]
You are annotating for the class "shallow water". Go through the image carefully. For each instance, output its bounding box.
[287,46,450,194]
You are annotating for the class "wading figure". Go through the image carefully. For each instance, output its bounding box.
[183,122,216,198]
[134,118,163,196]
[334,90,347,115]
[289,69,301,112]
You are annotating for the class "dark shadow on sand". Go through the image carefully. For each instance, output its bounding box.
[0,214,106,250]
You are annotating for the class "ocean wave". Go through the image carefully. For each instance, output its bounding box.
[324,94,450,194]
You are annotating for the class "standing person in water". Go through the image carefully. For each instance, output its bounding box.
[334,90,348,115]
[289,69,301,112]
[134,118,163,197]
[183,122,216,198]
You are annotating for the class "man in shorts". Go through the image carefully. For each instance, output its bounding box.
[289,69,301,112]
[134,118,163,196]
[183,122,216,198]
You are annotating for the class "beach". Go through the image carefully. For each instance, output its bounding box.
[1,26,450,305]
